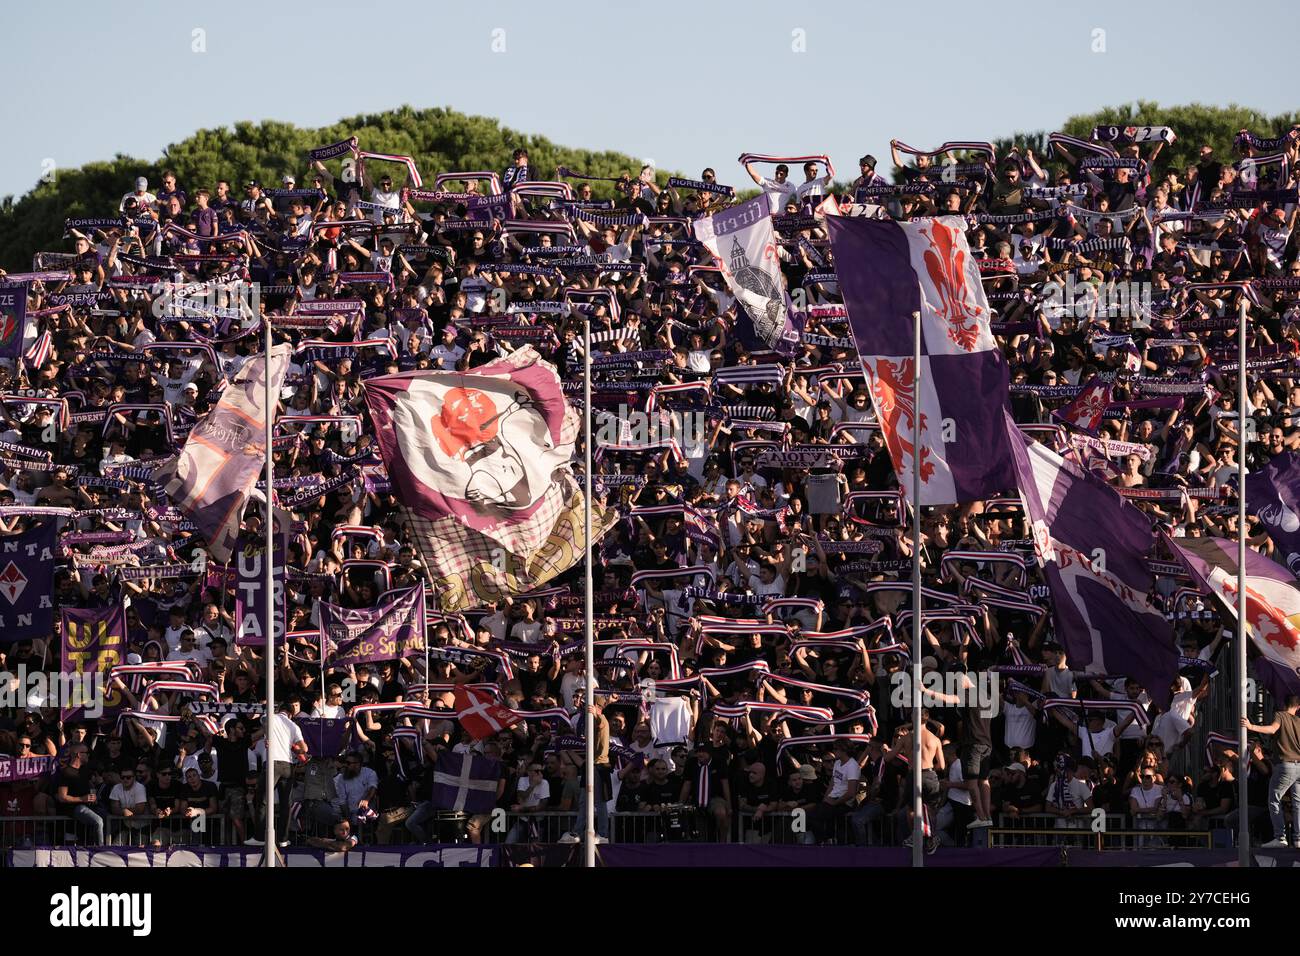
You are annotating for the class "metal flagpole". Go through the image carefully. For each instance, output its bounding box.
[1236,300,1249,867]
[583,318,596,868]
[911,311,923,868]
[264,317,276,866]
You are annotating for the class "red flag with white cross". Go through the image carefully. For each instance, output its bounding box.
[453,685,521,740]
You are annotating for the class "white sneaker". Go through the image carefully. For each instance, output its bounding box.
[968,818,994,829]
[1261,837,1290,848]
[243,837,265,846]
[593,836,609,845]
[558,832,580,844]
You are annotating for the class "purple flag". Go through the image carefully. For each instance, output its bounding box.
[293,716,348,758]
[1245,451,1300,577]
[0,282,27,360]
[0,520,56,643]
[60,605,129,719]
[0,755,57,782]
[1004,412,1177,706]
[153,343,291,562]
[432,751,501,813]
[234,531,286,648]
[1169,536,1300,700]
[319,585,427,665]
[826,214,1016,505]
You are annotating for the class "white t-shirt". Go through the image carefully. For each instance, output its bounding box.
[510,620,544,644]
[827,756,862,801]
[757,177,797,205]
[109,781,148,809]
[514,776,551,809]
[1079,719,1118,760]
[1002,702,1037,750]
[369,187,402,222]
[268,712,305,764]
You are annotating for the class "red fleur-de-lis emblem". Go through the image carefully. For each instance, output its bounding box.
[920,220,983,352]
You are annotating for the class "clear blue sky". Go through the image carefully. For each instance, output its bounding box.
[1,0,1296,199]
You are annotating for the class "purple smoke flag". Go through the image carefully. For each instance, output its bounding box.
[1245,451,1300,577]
[1169,536,1300,700]
[1004,412,1177,706]
[0,282,28,360]
[826,214,1016,505]
[153,343,292,562]
[0,520,56,643]
[431,751,501,813]
[320,585,427,665]
[60,604,129,719]
[692,196,802,356]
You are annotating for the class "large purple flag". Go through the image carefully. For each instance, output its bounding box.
[1245,451,1300,577]
[0,520,56,643]
[432,751,501,813]
[154,343,291,562]
[0,281,28,360]
[1004,412,1177,706]
[826,214,1016,505]
[319,585,427,665]
[1169,536,1300,700]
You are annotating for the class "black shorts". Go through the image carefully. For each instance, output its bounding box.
[961,744,992,781]
[910,769,942,809]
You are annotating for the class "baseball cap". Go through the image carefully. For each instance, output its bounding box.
[135,177,148,190]
[282,174,296,185]
[797,765,818,780]
[1007,762,1027,775]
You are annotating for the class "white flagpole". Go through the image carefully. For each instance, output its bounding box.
[911,310,923,868]
[264,317,276,866]
[583,318,596,868]
[1236,299,1249,867]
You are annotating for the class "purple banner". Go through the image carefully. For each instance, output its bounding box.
[320,585,427,665]
[0,755,56,782]
[0,520,57,643]
[60,604,128,719]
[0,282,27,360]
[234,533,286,648]
[293,716,348,758]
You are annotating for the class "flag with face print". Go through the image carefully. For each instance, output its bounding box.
[364,347,615,611]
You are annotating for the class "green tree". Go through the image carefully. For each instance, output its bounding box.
[0,106,674,270]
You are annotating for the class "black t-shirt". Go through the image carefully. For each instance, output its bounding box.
[181,781,219,807]
[148,778,185,811]
[1196,779,1234,814]
[737,775,779,810]
[212,737,252,787]
[56,766,91,810]
[637,779,679,808]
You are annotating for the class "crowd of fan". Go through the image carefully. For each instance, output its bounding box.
[1,128,1299,855]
